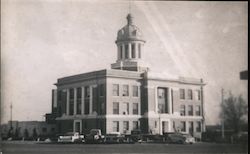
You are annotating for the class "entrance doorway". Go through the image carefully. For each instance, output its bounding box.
[162,121,169,134]
[74,120,82,133]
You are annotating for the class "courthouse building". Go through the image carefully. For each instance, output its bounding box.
[50,14,206,139]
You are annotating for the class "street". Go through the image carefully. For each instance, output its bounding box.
[1,141,248,154]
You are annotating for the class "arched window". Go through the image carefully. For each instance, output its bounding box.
[125,44,129,59]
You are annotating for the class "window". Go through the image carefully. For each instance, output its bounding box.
[77,99,81,114]
[158,88,165,98]
[123,121,129,133]
[195,90,201,100]
[113,84,119,96]
[195,105,201,116]
[125,44,128,58]
[133,103,139,115]
[131,44,136,58]
[85,86,90,98]
[123,102,129,115]
[133,121,139,130]
[113,102,119,114]
[180,89,185,99]
[51,128,55,132]
[196,121,201,132]
[158,104,164,113]
[69,100,74,115]
[188,89,193,100]
[77,87,82,99]
[99,84,104,97]
[57,90,62,101]
[100,102,105,115]
[155,121,157,128]
[122,85,129,96]
[138,44,141,58]
[84,99,89,114]
[180,121,186,132]
[133,85,139,97]
[180,105,185,116]
[113,121,119,132]
[69,89,74,99]
[188,105,193,116]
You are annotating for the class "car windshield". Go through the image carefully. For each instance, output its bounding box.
[90,130,100,135]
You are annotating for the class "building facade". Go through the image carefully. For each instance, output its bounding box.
[51,14,205,139]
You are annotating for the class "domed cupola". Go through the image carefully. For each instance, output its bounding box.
[111,14,148,72]
[116,14,145,43]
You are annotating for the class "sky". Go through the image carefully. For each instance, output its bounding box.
[1,0,248,125]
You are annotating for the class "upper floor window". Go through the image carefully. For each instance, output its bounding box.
[122,85,129,96]
[180,89,185,99]
[113,84,119,96]
[195,105,201,116]
[188,105,193,116]
[99,84,104,97]
[180,105,185,116]
[131,44,136,58]
[69,88,74,100]
[158,88,165,98]
[77,87,82,99]
[133,103,139,115]
[123,102,129,115]
[132,85,139,97]
[85,86,90,98]
[195,90,201,100]
[187,89,193,100]
[113,102,119,115]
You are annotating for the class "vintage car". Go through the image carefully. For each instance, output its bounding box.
[57,132,84,143]
[181,133,196,144]
[85,129,105,143]
[164,132,195,144]
[104,132,125,143]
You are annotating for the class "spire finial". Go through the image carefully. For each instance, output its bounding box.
[127,13,133,25]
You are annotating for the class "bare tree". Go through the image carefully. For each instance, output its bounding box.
[220,93,248,133]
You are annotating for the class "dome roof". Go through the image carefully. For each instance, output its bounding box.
[116,14,145,43]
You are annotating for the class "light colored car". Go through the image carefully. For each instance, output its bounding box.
[182,133,195,144]
[58,132,84,143]
[105,132,125,143]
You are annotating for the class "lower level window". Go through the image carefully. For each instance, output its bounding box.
[113,121,119,132]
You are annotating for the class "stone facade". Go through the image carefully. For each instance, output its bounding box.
[50,13,206,139]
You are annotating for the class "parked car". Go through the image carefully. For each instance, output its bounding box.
[129,129,143,143]
[104,132,125,143]
[85,129,105,143]
[57,132,84,143]
[181,133,196,144]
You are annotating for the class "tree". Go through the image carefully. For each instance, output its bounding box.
[24,129,29,139]
[32,128,38,140]
[220,93,248,133]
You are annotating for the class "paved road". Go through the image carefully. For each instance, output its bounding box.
[1,141,248,154]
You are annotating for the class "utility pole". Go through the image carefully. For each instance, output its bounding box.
[221,88,225,139]
[10,102,13,129]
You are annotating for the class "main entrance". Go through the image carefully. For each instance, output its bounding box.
[73,120,82,133]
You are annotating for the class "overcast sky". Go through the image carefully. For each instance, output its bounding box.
[1,0,248,125]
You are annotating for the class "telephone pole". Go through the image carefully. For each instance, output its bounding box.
[10,103,13,129]
[221,88,225,139]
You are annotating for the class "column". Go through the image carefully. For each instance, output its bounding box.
[155,86,158,113]
[89,85,93,114]
[117,45,121,60]
[66,89,69,115]
[128,43,131,59]
[168,88,172,114]
[73,88,77,115]
[81,86,85,115]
